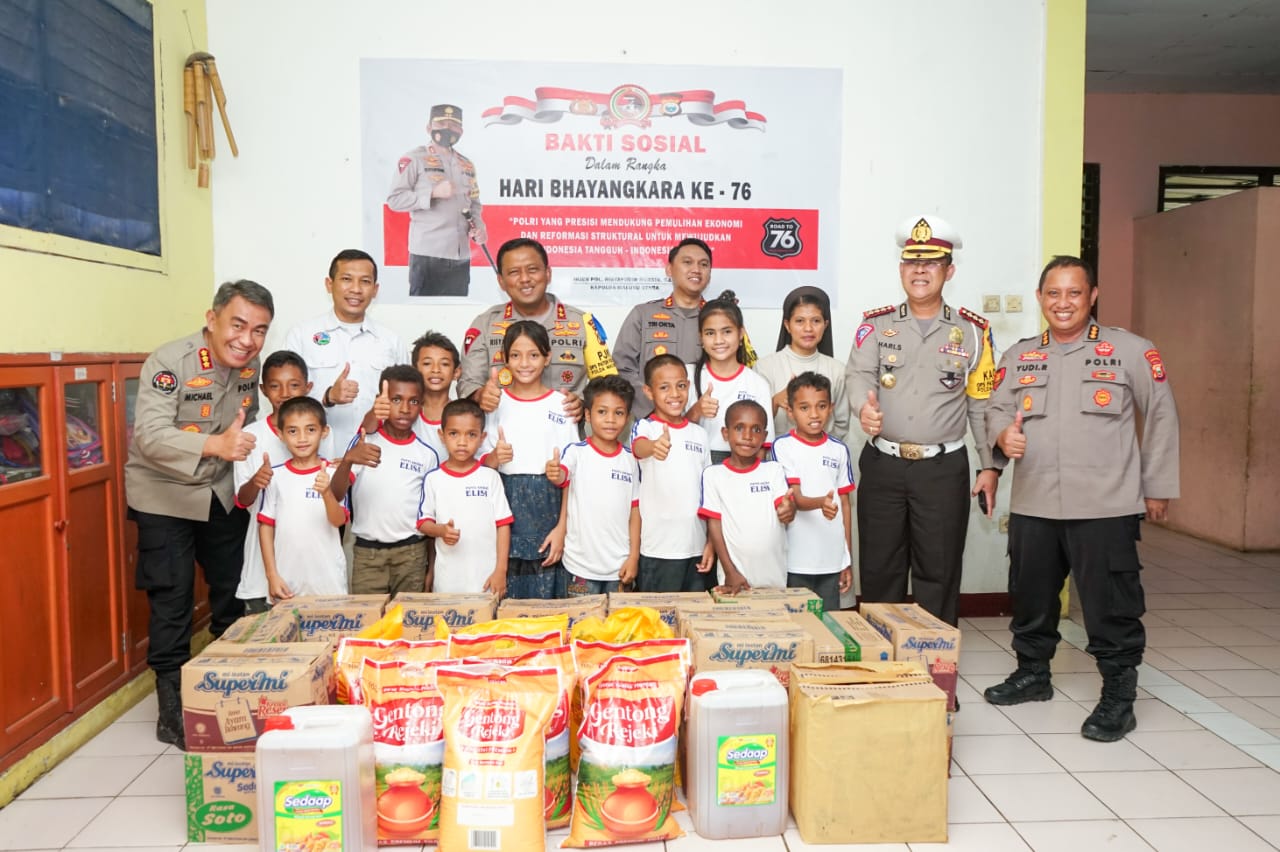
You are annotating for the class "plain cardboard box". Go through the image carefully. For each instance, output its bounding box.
[821,611,894,662]
[711,587,823,614]
[393,592,498,639]
[181,646,333,752]
[789,662,948,844]
[859,602,961,710]
[497,594,607,626]
[688,619,814,687]
[184,753,257,843]
[281,594,389,641]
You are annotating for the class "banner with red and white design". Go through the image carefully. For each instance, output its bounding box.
[361,60,842,308]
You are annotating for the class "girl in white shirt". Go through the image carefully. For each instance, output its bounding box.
[686,290,774,463]
[482,321,579,598]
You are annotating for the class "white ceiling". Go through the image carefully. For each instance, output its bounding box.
[1087,0,1280,93]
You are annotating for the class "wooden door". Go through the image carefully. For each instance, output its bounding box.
[59,365,126,704]
[0,367,67,753]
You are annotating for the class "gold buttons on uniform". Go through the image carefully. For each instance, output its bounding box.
[949,327,964,344]
[880,373,897,389]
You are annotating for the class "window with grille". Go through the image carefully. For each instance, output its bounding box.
[1158,166,1280,213]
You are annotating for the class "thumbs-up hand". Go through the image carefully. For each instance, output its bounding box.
[329,362,359,406]
[776,491,796,524]
[652,423,672,461]
[821,489,839,520]
[344,428,381,467]
[859,389,883,437]
[213,409,256,461]
[545,447,565,485]
[998,410,1027,459]
[251,452,273,490]
[313,461,331,492]
[493,426,514,466]
[479,366,502,413]
[441,518,460,546]
[692,383,718,420]
[372,380,391,422]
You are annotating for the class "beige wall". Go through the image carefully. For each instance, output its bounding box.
[1133,187,1279,551]
[1085,93,1280,331]
[0,1,213,355]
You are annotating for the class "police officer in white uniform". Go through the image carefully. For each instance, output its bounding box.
[845,215,999,627]
[983,256,1179,743]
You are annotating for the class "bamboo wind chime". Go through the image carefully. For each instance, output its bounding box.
[183,52,239,188]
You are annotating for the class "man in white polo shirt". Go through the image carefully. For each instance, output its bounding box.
[284,249,409,452]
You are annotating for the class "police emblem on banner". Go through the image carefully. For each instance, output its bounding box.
[604,84,652,129]
[761,217,802,259]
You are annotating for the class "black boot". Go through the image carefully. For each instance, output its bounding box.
[155,671,186,750]
[983,657,1053,705]
[1082,665,1138,742]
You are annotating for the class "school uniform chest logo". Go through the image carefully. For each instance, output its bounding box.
[312,332,331,346]
[465,485,490,497]
[610,468,633,483]
[545,410,568,426]
[749,479,773,493]
[684,440,704,454]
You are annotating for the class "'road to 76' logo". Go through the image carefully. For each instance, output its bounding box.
[761,217,802,259]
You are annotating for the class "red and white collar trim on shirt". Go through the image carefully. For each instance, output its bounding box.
[285,460,325,475]
[440,461,481,478]
[504,387,555,402]
[707,364,745,382]
[377,425,416,445]
[723,458,761,474]
[419,412,441,426]
[650,415,690,429]
[586,437,623,457]
[787,429,828,447]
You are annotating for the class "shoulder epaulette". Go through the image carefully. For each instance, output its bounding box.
[958,307,989,329]
[862,304,896,320]
[455,151,474,166]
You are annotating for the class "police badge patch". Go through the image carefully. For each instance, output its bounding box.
[152,371,177,394]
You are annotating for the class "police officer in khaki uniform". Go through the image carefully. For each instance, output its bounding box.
[458,238,603,421]
[125,280,274,748]
[387,104,486,297]
[613,238,710,418]
[983,256,1179,743]
[845,215,998,626]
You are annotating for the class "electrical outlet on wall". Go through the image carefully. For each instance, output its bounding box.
[982,295,1002,313]
[998,514,1010,534]
[1005,295,1023,313]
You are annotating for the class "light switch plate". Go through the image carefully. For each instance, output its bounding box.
[982,295,1002,313]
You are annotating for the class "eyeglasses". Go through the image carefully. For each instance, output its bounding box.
[901,259,948,270]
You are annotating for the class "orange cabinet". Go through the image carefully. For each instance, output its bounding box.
[0,354,211,770]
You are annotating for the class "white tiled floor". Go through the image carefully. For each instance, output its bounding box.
[1,525,1278,850]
